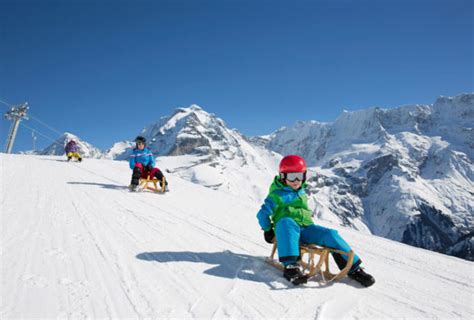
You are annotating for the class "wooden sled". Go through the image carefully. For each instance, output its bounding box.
[266,241,354,283]
[139,176,166,193]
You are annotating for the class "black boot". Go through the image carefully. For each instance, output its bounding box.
[160,180,169,191]
[78,157,82,162]
[131,167,142,186]
[349,267,375,287]
[154,170,169,191]
[67,157,71,162]
[283,264,308,285]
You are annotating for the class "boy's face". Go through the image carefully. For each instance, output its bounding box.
[137,142,145,150]
[285,179,302,190]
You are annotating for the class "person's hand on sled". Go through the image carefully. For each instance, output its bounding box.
[264,228,275,243]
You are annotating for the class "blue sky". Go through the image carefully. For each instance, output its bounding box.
[1,0,472,152]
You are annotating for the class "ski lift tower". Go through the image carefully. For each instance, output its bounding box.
[32,131,37,151]
[4,102,29,153]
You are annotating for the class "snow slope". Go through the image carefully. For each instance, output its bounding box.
[1,154,473,319]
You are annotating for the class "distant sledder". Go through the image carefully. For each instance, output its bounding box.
[128,136,168,193]
[65,139,82,162]
[257,155,375,287]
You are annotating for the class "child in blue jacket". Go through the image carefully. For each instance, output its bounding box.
[129,136,167,191]
[257,155,375,287]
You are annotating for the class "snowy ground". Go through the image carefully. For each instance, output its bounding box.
[1,154,473,319]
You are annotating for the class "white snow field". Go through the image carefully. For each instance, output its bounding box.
[1,154,473,319]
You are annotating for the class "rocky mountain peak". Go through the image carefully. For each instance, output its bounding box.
[39,132,103,158]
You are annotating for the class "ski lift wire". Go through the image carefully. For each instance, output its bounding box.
[19,122,64,147]
[0,99,11,108]
[0,99,63,135]
[28,113,65,136]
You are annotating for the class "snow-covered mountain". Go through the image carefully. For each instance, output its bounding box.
[38,132,103,158]
[1,153,473,319]
[260,93,474,261]
[103,140,135,160]
[105,95,473,260]
[111,105,281,202]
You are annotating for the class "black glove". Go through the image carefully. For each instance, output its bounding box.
[145,164,154,172]
[264,229,275,244]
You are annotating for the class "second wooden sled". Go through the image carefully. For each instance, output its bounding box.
[266,241,354,283]
[139,175,166,193]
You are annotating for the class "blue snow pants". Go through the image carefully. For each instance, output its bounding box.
[275,217,361,272]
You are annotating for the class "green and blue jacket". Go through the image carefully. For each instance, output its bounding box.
[257,176,314,231]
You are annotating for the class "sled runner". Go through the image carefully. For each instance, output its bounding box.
[138,175,166,193]
[266,241,355,283]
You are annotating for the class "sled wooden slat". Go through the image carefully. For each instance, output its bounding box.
[139,176,166,193]
[267,241,354,283]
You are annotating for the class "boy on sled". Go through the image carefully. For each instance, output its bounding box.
[128,136,168,192]
[257,155,375,287]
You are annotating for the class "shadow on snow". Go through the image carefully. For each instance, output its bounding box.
[136,250,358,290]
[67,181,128,190]
[136,250,293,288]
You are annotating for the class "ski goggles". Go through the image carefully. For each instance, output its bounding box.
[280,171,306,182]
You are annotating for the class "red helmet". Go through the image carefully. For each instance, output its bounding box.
[279,155,307,173]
